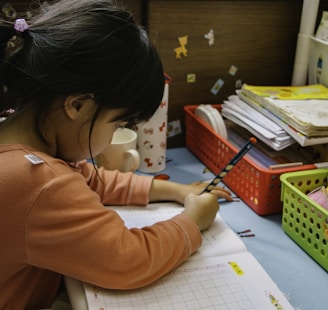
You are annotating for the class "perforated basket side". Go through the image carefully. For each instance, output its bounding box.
[223,157,283,215]
[184,104,280,214]
[184,105,315,215]
[281,169,328,271]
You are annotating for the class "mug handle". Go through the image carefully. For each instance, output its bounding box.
[124,149,140,171]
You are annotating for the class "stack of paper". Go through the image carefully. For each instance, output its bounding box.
[222,95,295,151]
[238,84,328,146]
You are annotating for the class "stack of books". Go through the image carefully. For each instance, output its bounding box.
[222,84,328,147]
[222,95,295,151]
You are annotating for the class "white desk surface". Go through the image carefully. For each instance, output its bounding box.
[66,147,327,310]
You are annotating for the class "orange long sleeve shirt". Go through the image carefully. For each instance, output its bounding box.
[0,144,201,310]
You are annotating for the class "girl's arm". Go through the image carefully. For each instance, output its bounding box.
[80,161,232,206]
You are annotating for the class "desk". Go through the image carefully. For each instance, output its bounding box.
[66,147,327,310]
[160,147,328,310]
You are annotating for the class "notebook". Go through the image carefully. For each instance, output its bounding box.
[222,95,295,151]
[240,84,328,138]
[65,203,294,310]
[238,90,328,146]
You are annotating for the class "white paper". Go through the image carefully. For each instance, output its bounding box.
[84,252,294,310]
[239,92,328,146]
[107,203,247,260]
[222,96,295,151]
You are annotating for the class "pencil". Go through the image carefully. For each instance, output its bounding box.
[200,137,257,194]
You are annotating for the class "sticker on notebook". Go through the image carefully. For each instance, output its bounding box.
[24,154,45,165]
[228,261,244,276]
[265,291,284,309]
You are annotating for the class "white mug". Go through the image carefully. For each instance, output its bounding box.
[97,128,140,172]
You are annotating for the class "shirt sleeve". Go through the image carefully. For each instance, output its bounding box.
[78,161,154,206]
[26,172,202,290]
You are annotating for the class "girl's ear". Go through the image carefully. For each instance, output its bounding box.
[64,94,95,120]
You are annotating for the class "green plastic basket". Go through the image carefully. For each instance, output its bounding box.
[280,169,328,271]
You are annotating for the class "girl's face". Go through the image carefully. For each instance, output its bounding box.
[54,98,127,162]
[88,109,128,159]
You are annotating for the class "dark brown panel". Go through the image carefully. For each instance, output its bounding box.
[149,1,304,147]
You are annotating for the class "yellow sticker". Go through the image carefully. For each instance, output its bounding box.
[174,35,188,59]
[228,261,244,276]
[187,73,196,83]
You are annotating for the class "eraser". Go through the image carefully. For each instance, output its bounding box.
[250,137,257,144]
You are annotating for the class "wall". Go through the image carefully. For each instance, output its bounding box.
[147,0,328,148]
[147,0,303,147]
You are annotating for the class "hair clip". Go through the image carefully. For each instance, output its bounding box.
[14,19,29,32]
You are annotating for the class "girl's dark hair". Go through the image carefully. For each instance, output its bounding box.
[0,0,164,133]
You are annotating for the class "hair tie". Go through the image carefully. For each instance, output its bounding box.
[14,19,29,32]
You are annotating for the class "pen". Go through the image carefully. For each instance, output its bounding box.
[200,137,257,194]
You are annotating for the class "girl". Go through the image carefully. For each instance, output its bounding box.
[0,0,232,309]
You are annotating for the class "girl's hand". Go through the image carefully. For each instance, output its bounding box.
[149,179,233,205]
[182,193,219,231]
[180,181,233,204]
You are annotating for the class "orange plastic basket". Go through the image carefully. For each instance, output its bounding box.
[184,105,316,215]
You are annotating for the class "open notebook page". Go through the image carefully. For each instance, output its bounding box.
[107,202,247,260]
[65,202,248,310]
[84,252,294,310]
